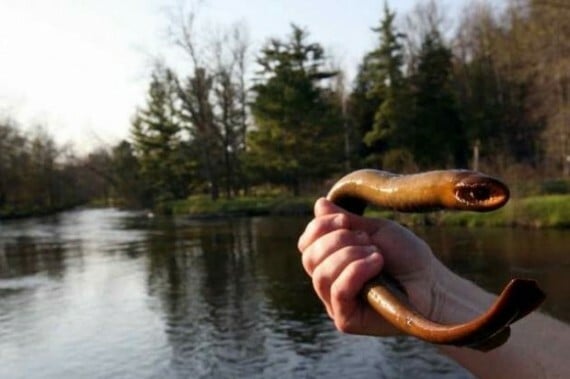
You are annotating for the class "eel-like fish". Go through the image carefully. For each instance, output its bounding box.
[327,169,546,351]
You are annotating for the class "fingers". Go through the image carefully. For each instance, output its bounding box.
[311,198,432,277]
[297,200,383,322]
[297,198,436,337]
[298,197,378,253]
[311,244,381,305]
[314,197,392,236]
[314,196,344,217]
[330,252,383,333]
[301,227,370,275]
[297,211,351,253]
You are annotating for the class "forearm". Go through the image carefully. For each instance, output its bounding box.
[434,265,570,378]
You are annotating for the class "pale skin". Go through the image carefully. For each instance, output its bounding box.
[298,198,570,379]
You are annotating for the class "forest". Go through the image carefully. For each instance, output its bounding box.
[1,0,569,218]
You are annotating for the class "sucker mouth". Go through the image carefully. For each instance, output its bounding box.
[454,177,510,210]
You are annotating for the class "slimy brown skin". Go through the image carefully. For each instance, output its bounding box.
[327,169,546,351]
[328,169,510,214]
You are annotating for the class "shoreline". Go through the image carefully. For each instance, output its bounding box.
[3,194,568,229]
[170,194,570,229]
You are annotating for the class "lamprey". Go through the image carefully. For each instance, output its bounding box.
[327,169,546,351]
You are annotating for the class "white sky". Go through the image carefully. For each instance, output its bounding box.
[0,0,497,154]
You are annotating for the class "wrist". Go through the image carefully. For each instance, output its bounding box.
[429,263,495,325]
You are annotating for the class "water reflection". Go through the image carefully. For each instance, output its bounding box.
[417,227,570,320]
[1,209,568,378]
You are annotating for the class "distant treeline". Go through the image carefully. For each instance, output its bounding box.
[0,122,100,218]
[1,0,568,214]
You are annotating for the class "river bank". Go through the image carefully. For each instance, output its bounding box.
[170,194,570,228]
[169,195,315,218]
[438,194,570,228]
[3,194,568,229]
[0,203,84,221]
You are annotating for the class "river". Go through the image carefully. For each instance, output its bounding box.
[0,208,568,378]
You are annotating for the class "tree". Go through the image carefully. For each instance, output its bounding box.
[0,119,22,208]
[212,26,251,196]
[452,1,544,172]
[248,24,344,194]
[347,55,384,165]
[169,9,251,199]
[407,31,468,168]
[507,0,570,175]
[131,65,190,206]
[360,3,412,168]
[175,66,222,200]
[110,141,144,207]
[0,118,85,217]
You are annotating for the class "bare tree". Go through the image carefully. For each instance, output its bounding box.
[402,0,450,72]
[167,4,251,198]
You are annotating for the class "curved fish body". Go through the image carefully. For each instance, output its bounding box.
[327,169,545,351]
[328,169,509,214]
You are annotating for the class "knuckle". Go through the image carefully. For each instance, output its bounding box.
[329,229,352,248]
[297,219,320,252]
[343,260,365,282]
[330,278,351,303]
[312,266,331,295]
[296,237,304,253]
[341,245,369,261]
[334,317,352,334]
[330,260,369,301]
[334,213,350,229]
[301,251,314,274]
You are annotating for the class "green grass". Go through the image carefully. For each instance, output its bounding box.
[168,195,314,217]
[514,194,570,228]
[440,195,570,228]
[166,193,570,228]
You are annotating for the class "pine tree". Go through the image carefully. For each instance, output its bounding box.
[360,3,412,168]
[408,31,467,168]
[131,65,190,206]
[248,25,344,194]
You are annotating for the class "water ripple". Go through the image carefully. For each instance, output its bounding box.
[3,210,567,378]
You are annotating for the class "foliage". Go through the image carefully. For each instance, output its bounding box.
[109,141,144,207]
[170,194,313,216]
[3,0,569,218]
[407,31,467,168]
[131,65,192,206]
[360,4,411,164]
[0,120,86,218]
[453,1,543,170]
[170,14,250,200]
[346,56,383,166]
[248,24,344,194]
[440,195,570,228]
[507,0,570,174]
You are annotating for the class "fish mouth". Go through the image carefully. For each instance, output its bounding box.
[454,175,510,211]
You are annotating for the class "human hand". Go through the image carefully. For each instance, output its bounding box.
[297,198,447,336]
[299,200,570,379]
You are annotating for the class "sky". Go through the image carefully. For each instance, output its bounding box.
[0,0,499,154]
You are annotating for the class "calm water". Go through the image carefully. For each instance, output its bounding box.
[0,208,568,379]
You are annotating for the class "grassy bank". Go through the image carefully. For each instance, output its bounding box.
[439,194,570,228]
[169,195,314,217]
[170,194,570,228]
[367,194,570,228]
